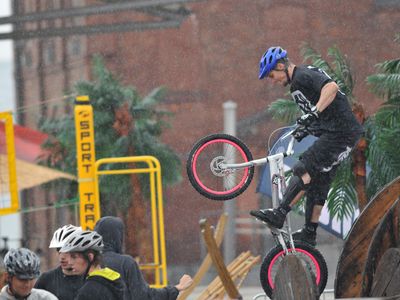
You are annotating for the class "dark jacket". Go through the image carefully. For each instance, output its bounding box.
[75,267,125,300]
[34,266,85,300]
[94,216,179,300]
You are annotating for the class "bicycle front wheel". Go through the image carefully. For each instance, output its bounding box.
[186,134,254,201]
[260,242,328,298]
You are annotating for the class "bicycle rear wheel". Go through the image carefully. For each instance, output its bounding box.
[186,134,254,201]
[260,241,328,298]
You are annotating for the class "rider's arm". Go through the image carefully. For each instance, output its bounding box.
[315,81,339,113]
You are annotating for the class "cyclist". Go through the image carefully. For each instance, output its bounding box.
[34,224,85,300]
[0,248,57,299]
[250,46,364,246]
[94,216,193,300]
[59,230,126,300]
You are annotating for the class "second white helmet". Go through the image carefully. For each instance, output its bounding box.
[49,224,82,248]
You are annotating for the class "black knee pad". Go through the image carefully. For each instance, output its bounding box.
[305,197,314,224]
[281,175,305,207]
[293,161,307,178]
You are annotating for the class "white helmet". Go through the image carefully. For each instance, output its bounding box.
[49,224,82,248]
[60,230,104,253]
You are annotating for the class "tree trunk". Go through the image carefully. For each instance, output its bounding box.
[113,103,153,280]
[352,102,368,211]
[122,166,154,282]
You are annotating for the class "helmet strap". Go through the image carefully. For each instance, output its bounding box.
[83,252,92,278]
[284,61,291,85]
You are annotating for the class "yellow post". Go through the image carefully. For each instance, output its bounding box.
[0,112,19,215]
[74,96,100,230]
[94,156,168,287]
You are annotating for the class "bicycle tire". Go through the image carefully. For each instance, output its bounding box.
[260,241,328,298]
[186,133,254,201]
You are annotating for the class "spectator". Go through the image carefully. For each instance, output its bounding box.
[60,230,125,300]
[34,224,85,300]
[0,248,58,299]
[94,216,193,300]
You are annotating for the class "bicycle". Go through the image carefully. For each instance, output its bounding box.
[186,126,328,298]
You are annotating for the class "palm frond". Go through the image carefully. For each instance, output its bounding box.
[327,47,355,100]
[301,43,335,76]
[367,73,400,98]
[326,158,357,220]
[268,98,301,123]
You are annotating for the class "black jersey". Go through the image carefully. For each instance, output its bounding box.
[34,266,85,300]
[290,65,363,135]
[75,268,126,300]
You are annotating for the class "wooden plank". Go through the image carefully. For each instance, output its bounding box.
[335,176,400,299]
[272,254,317,300]
[197,252,249,299]
[196,252,260,300]
[370,248,400,297]
[362,204,398,296]
[200,219,242,299]
[177,214,228,300]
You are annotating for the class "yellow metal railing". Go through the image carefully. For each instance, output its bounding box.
[94,156,168,287]
[0,112,19,215]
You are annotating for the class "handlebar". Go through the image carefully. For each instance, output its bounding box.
[277,125,297,157]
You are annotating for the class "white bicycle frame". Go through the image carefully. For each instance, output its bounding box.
[222,129,297,254]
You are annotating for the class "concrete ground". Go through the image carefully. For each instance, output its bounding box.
[187,286,335,299]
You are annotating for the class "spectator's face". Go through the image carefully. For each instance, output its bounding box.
[58,252,74,275]
[8,275,35,298]
[67,252,88,275]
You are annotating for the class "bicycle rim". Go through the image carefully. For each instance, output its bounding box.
[260,242,328,297]
[188,134,253,200]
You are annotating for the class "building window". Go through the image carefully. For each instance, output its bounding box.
[44,41,56,65]
[68,37,81,57]
[21,50,33,68]
[375,0,400,7]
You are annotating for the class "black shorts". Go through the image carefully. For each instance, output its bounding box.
[300,132,362,205]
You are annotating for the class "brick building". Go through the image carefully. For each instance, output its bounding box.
[11,0,400,276]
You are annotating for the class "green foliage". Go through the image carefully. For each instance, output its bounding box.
[326,158,357,220]
[367,60,400,98]
[365,44,400,197]
[268,97,300,124]
[365,111,400,197]
[40,55,181,211]
[301,43,355,103]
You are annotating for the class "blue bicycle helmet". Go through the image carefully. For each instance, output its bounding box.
[259,46,288,79]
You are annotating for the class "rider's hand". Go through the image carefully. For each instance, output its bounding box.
[296,106,319,127]
[175,274,193,291]
[292,125,310,142]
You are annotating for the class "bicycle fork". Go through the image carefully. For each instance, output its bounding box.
[271,172,296,254]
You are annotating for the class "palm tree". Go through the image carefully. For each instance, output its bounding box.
[39,55,181,260]
[365,34,400,198]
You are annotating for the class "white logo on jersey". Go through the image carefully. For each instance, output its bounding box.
[291,90,312,113]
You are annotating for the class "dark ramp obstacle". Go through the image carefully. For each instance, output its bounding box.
[335,176,400,298]
[272,254,318,300]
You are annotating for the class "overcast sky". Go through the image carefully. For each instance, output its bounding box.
[0,1,12,62]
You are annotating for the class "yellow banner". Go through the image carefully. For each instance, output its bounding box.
[0,112,19,215]
[74,96,100,230]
